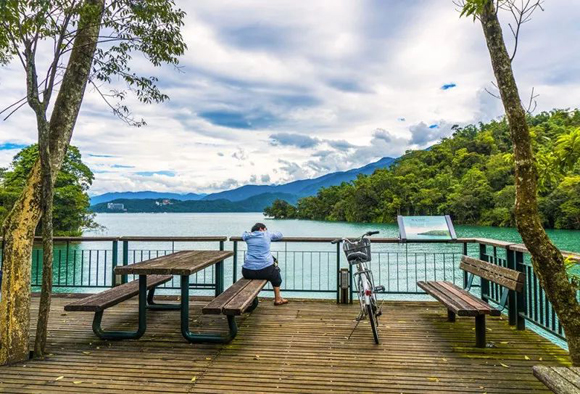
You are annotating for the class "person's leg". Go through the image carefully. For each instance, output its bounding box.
[273,287,287,304]
[270,266,287,305]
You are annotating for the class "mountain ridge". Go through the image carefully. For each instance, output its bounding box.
[90,156,396,206]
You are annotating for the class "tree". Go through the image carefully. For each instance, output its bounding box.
[0,0,186,364]
[0,145,97,235]
[460,0,580,364]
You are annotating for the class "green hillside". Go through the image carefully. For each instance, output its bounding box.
[265,110,580,229]
[91,192,298,213]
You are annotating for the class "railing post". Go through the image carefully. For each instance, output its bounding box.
[479,243,489,303]
[349,249,353,304]
[65,240,70,286]
[336,242,341,304]
[122,239,129,284]
[215,240,225,296]
[506,247,517,326]
[112,239,119,287]
[515,250,526,330]
[462,242,468,289]
[233,240,238,283]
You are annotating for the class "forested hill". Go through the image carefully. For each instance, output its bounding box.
[264,110,580,230]
[92,192,298,213]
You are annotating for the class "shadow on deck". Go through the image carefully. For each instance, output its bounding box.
[0,296,571,393]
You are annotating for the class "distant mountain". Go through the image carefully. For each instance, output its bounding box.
[91,192,298,213]
[90,191,207,205]
[202,156,396,202]
[89,156,396,208]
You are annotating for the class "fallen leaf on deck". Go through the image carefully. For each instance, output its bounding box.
[500,363,509,368]
[428,377,439,382]
[55,376,64,381]
[73,381,83,384]
[500,341,509,345]
[82,351,91,355]
[524,355,530,360]
[191,376,197,382]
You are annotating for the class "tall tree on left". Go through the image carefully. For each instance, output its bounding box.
[0,0,186,365]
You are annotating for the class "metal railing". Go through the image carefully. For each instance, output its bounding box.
[1,236,226,292]
[0,235,577,345]
[478,239,579,341]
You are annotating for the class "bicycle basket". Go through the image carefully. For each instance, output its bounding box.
[343,238,371,262]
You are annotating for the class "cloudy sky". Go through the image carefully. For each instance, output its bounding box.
[1,0,579,196]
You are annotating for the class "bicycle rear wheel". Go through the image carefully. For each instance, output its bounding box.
[366,303,380,344]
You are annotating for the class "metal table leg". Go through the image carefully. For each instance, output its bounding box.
[180,275,237,343]
[92,274,147,340]
[147,285,181,310]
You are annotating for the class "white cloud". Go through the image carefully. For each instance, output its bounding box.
[0,0,578,194]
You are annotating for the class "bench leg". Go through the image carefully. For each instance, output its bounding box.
[246,297,259,313]
[475,314,486,348]
[180,275,237,343]
[447,310,456,323]
[92,275,147,340]
[147,287,181,310]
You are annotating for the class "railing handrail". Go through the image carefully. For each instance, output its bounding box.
[2,234,579,260]
[229,236,478,244]
[0,236,229,243]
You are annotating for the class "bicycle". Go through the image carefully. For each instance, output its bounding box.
[332,231,385,344]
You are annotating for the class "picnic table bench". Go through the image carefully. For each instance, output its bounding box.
[533,366,580,393]
[64,274,172,339]
[65,250,236,343]
[418,255,525,347]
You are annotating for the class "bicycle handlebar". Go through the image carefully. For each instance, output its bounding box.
[330,231,380,244]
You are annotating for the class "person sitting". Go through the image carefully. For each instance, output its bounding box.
[242,223,288,306]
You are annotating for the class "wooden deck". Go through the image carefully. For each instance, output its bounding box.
[0,295,571,393]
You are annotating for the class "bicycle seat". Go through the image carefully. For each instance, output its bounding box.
[347,252,368,262]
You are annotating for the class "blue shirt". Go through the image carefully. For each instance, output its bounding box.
[242,230,283,270]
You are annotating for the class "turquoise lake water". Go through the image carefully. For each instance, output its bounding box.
[87,212,580,252]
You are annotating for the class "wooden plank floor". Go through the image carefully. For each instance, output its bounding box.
[0,296,571,393]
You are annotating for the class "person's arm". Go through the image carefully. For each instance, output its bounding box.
[242,231,250,241]
[269,231,283,241]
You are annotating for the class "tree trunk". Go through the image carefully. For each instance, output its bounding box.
[34,123,54,358]
[479,2,580,364]
[0,0,105,366]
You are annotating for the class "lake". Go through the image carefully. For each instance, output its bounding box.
[87,212,580,252]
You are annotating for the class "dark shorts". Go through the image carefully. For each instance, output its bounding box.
[242,264,282,287]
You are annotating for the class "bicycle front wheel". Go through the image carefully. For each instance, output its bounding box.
[366,303,380,344]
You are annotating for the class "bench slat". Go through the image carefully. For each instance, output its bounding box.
[64,275,172,312]
[202,279,252,315]
[418,281,499,316]
[461,256,525,292]
[418,281,477,316]
[437,281,499,316]
[552,367,580,389]
[533,366,580,394]
[223,279,267,316]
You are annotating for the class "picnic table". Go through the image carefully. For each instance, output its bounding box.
[115,250,233,343]
[65,250,233,343]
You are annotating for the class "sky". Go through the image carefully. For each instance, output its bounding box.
[1,0,579,196]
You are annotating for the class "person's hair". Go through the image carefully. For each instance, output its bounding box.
[251,222,266,232]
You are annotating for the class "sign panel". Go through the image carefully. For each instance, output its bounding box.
[397,215,457,241]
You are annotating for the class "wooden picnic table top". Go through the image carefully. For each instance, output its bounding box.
[114,250,233,276]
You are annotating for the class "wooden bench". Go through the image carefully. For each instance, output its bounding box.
[64,275,172,339]
[533,366,580,393]
[202,278,267,341]
[418,255,525,347]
